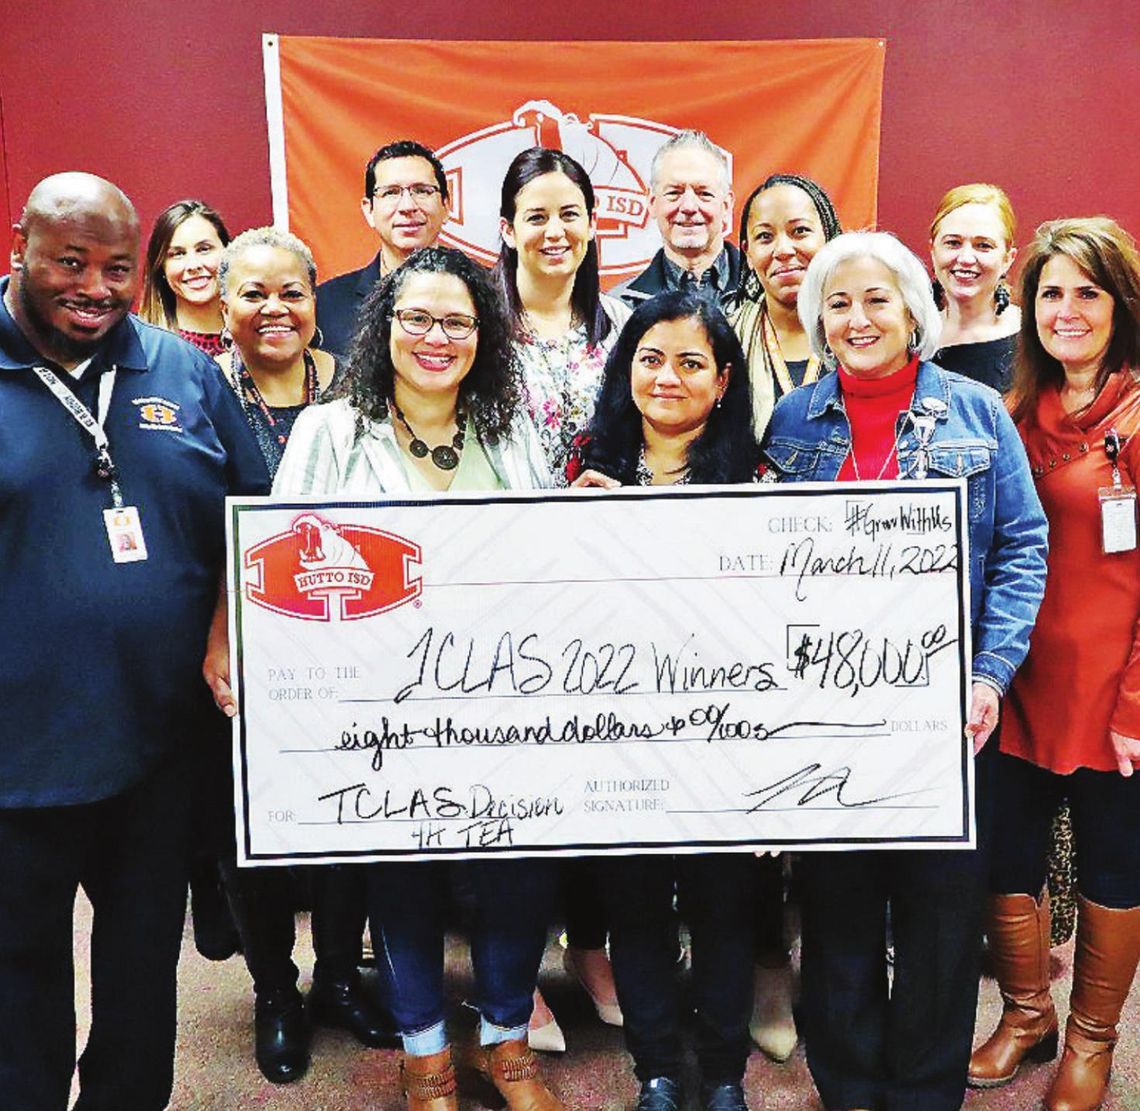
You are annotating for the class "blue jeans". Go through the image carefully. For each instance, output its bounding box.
[367,858,557,1053]
[990,751,1140,908]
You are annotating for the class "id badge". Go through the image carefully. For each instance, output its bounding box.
[1099,485,1138,554]
[104,506,149,563]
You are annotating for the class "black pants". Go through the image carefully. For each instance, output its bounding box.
[599,853,756,1086]
[564,857,608,950]
[219,861,367,994]
[797,743,993,1111]
[0,754,193,1111]
[990,751,1140,908]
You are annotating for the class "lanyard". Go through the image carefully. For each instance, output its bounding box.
[32,365,124,508]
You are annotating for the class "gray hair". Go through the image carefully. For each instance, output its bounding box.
[650,129,731,194]
[797,231,942,367]
[218,226,317,298]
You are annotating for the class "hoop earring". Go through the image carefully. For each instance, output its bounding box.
[994,279,1012,316]
[220,327,234,352]
[909,328,920,353]
[311,325,325,349]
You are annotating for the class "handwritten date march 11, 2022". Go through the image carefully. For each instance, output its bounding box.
[227,482,973,865]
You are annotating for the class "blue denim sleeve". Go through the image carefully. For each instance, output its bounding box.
[973,399,1048,693]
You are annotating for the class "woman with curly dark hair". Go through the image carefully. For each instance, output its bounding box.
[568,291,761,1111]
[274,246,562,1111]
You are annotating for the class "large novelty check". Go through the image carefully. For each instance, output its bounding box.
[228,482,973,864]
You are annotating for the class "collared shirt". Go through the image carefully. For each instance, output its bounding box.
[661,248,733,303]
[612,243,743,310]
[0,276,269,806]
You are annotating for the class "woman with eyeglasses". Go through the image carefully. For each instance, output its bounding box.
[275,246,562,1111]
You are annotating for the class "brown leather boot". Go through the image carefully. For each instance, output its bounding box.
[480,1037,566,1111]
[967,892,1059,1087]
[1045,897,1140,1111]
[400,1047,458,1111]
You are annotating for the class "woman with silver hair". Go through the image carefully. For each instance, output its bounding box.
[762,230,1048,1111]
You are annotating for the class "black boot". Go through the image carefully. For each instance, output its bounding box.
[255,987,310,1083]
[311,865,398,1047]
[309,969,398,1047]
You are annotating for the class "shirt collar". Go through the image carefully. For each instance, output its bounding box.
[662,247,731,292]
[0,276,148,373]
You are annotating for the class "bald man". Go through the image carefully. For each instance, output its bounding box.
[0,173,268,1109]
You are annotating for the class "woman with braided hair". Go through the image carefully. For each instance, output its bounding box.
[728,173,842,439]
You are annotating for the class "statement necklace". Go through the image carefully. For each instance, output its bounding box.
[394,403,466,471]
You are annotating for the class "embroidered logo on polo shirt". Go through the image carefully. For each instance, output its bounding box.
[132,395,183,432]
[243,513,422,621]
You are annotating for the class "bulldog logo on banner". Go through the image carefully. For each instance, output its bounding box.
[244,513,422,621]
[436,99,727,277]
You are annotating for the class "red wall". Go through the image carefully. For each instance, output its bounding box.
[2,1,1137,277]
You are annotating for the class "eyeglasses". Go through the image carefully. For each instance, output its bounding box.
[394,308,479,341]
[372,183,442,206]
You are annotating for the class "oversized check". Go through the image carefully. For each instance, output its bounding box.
[228,482,973,864]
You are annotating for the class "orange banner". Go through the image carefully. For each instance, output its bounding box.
[273,37,885,289]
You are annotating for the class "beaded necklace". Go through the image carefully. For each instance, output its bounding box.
[233,348,319,447]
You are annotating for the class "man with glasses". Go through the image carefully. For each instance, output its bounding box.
[317,139,449,356]
[614,129,742,310]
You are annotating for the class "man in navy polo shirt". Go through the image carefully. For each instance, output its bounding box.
[0,172,268,1109]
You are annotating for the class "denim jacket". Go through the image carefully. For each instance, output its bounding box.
[762,360,1048,694]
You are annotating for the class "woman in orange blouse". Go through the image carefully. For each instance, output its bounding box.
[969,217,1140,1111]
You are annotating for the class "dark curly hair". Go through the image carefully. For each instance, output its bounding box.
[491,147,612,348]
[582,291,759,484]
[344,246,522,441]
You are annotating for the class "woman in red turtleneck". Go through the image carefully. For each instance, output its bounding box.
[969,218,1140,1111]
[762,230,1048,1111]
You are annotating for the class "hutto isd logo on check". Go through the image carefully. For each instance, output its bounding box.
[243,513,422,621]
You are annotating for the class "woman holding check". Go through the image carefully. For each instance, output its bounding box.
[762,230,1047,1111]
[275,245,562,1111]
[569,291,762,1111]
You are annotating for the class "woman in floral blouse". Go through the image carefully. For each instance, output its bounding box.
[493,147,630,482]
